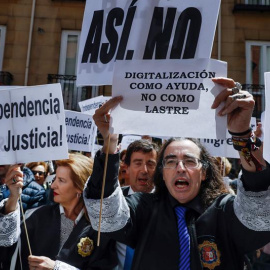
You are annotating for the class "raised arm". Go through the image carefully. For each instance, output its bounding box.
[93,96,123,154]
[211,77,266,172]
[84,96,130,232]
[212,78,270,233]
[0,164,23,246]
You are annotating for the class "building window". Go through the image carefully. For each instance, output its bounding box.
[246,41,269,117]
[245,0,270,5]
[246,41,270,84]
[59,31,82,110]
[0,26,6,70]
[59,31,80,76]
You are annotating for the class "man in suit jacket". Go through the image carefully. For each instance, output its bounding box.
[118,139,159,270]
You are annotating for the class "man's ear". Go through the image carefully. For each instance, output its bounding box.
[201,169,207,181]
[201,162,208,181]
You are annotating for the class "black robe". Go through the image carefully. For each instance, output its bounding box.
[2,204,118,270]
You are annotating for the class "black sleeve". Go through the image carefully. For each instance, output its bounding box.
[241,163,270,192]
[84,150,120,199]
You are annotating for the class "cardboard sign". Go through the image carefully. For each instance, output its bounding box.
[77,0,220,86]
[110,59,227,139]
[65,110,95,152]
[0,84,68,164]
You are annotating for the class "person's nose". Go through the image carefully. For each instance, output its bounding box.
[141,164,149,174]
[176,160,186,172]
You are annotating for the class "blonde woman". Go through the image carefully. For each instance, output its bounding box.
[1,154,118,270]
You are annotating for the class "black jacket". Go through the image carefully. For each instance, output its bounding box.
[1,204,118,270]
[85,151,270,270]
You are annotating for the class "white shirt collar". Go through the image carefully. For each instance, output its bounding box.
[59,204,84,225]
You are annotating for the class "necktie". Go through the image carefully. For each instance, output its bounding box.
[175,206,190,270]
[123,245,135,270]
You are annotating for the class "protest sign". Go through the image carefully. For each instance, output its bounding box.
[65,110,95,152]
[91,141,102,157]
[79,95,111,115]
[77,0,220,86]
[200,117,257,158]
[0,84,68,164]
[110,59,227,139]
[120,135,142,150]
[260,110,265,141]
[263,73,270,163]
[79,96,111,155]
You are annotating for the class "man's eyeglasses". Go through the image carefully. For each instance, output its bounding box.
[32,170,45,176]
[162,157,201,169]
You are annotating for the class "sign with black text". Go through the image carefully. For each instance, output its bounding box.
[200,118,257,158]
[77,0,221,86]
[65,110,95,152]
[0,84,68,164]
[110,59,227,139]
[79,95,111,115]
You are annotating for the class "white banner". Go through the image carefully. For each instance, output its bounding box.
[65,110,95,152]
[263,73,270,163]
[200,118,257,158]
[120,135,142,150]
[110,59,227,139]
[77,0,220,86]
[91,142,102,157]
[79,95,111,115]
[0,84,68,164]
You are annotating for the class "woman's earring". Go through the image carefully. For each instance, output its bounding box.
[77,193,82,198]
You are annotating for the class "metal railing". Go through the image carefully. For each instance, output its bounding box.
[243,84,265,120]
[47,74,92,111]
[51,0,85,2]
[0,71,13,85]
[234,0,270,11]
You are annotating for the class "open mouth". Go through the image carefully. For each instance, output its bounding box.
[175,180,189,189]
[138,179,148,185]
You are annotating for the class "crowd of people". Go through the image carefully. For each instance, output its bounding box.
[0,77,269,270]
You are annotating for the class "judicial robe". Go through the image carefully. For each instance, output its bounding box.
[15,204,117,269]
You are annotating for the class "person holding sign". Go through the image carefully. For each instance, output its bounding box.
[0,154,118,270]
[0,165,23,247]
[83,78,270,269]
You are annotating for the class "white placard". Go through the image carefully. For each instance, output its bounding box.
[65,110,95,152]
[200,117,257,158]
[77,0,220,86]
[120,135,142,150]
[91,143,103,157]
[260,111,265,141]
[0,84,68,164]
[79,95,111,115]
[263,73,270,163]
[110,59,227,139]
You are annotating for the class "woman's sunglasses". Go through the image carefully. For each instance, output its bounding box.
[32,170,45,176]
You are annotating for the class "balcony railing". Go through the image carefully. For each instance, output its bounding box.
[51,0,85,2]
[0,71,13,85]
[243,84,265,120]
[234,0,270,12]
[47,74,92,111]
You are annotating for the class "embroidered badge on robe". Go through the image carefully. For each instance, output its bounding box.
[77,237,94,257]
[198,241,221,269]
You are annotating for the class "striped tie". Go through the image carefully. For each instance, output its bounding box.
[175,206,190,270]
